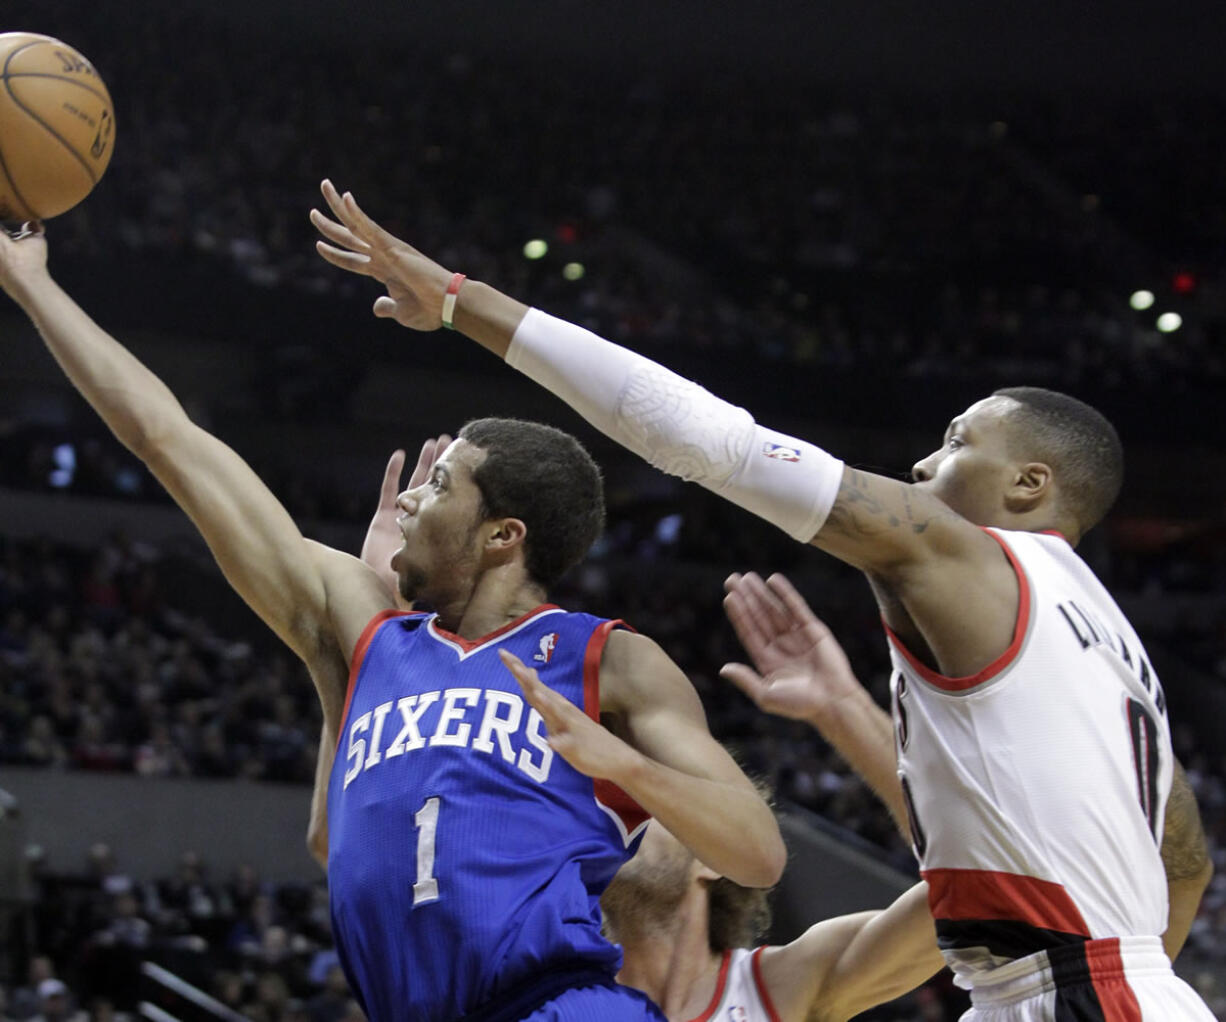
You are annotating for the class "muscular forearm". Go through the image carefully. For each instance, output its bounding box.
[451,280,529,358]
[11,273,188,459]
[1163,862,1212,960]
[809,689,908,840]
[1160,759,1213,959]
[1160,785,1213,960]
[614,754,785,888]
[454,293,842,543]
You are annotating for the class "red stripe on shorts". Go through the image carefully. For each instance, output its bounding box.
[1086,939,1143,1022]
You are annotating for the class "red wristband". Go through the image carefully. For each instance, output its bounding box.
[441,272,467,330]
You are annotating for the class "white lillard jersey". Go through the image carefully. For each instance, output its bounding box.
[687,947,780,1022]
[886,528,1173,989]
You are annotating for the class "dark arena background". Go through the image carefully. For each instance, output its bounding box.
[1,1,1225,1018]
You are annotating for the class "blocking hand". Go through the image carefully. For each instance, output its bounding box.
[310,180,454,330]
[720,572,862,724]
[361,437,452,594]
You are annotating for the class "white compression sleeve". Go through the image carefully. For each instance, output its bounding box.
[505,309,844,542]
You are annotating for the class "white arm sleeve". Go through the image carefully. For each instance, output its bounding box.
[506,309,844,542]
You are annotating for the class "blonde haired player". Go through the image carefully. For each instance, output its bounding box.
[311,182,1215,1020]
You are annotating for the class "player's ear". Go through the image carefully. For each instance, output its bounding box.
[485,517,527,553]
[1004,461,1052,513]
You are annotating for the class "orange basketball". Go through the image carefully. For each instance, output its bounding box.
[0,32,115,221]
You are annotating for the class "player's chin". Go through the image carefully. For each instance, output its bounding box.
[397,566,427,603]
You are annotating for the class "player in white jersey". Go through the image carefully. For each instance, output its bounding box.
[722,572,1216,1020]
[310,182,1214,1019]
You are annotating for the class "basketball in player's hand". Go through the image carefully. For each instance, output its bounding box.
[0,32,115,221]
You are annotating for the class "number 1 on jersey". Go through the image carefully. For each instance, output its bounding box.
[414,796,441,905]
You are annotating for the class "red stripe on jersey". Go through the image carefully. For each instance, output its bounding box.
[923,868,1091,937]
[884,528,1032,692]
[336,609,420,753]
[687,949,732,1022]
[581,620,649,837]
[1086,939,1143,1021]
[750,946,783,1022]
[429,603,562,653]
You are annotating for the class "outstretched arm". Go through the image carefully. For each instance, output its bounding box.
[760,882,943,1022]
[1160,760,1213,960]
[499,633,786,889]
[311,184,1018,678]
[721,572,908,839]
[0,230,389,682]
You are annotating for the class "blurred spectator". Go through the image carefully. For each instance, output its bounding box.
[27,979,85,1022]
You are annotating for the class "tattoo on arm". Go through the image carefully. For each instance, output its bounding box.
[1162,761,1211,882]
[824,469,958,542]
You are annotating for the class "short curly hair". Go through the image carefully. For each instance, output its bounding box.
[993,387,1124,533]
[458,417,605,589]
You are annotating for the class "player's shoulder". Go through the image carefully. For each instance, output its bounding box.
[599,627,666,673]
[596,628,687,714]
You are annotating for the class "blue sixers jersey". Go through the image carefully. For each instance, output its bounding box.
[326,604,652,1022]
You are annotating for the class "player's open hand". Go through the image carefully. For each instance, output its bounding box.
[310,180,453,330]
[361,437,453,597]
[0,221,49,296]
[500,649,641,782]
[720,572,862,725]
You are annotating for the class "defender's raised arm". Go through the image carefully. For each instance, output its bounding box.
[311,183,1019,678]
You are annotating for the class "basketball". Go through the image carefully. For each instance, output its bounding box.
[0,32,115,222]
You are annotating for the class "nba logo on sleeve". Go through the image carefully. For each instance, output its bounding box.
[761,442,800,462]
[534,633,559,663]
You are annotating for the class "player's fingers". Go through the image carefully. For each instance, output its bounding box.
[740,571,792,634]
[381,449,407,503]
[320,179,360,230]
[725,577,779,649]
[405,439,436,490]
[341,191,404,251]
[723,572,743,594]
[310,207,369,253]
[499,650,546,702]
[502,652,573,733]
[766,574,827,633]
[316,240,372,274]
[718,663,769,703]
[723,589,763,648]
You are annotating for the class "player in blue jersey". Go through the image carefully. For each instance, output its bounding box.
[309,445,945,1022]
[0,227,785,1022]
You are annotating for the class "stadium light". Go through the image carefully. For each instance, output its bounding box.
[1156,312,1182,333]
[1129,290,1155,311]
[523,239,548,260]
[562,262,585,281]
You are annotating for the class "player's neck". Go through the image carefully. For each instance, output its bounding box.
[614,891,723,1021]
[433,565,549,640]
